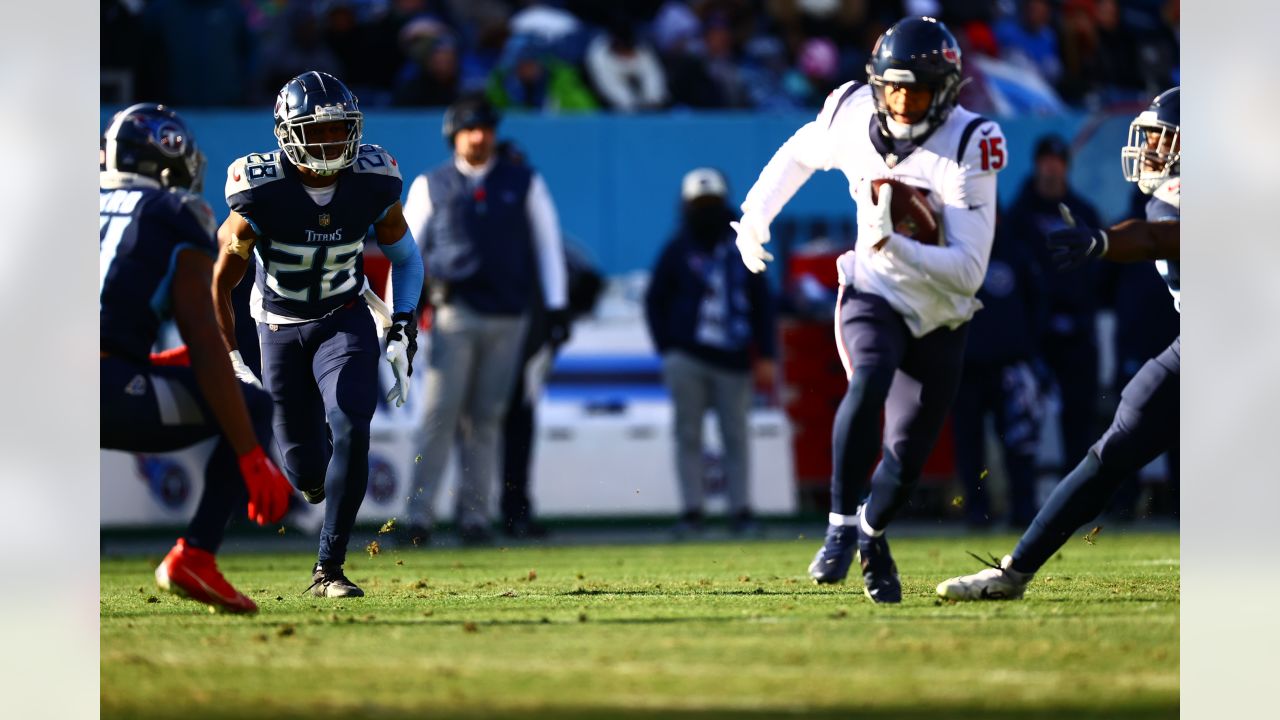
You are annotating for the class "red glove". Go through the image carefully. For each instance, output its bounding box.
[237,446,291,525]
[149,345,191,367]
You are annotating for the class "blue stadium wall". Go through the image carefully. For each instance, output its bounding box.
[101,109,1135,276]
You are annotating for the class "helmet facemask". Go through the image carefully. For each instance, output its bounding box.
[276,107,363,176]
[1121,112,1180,195]
[868,70,963,141]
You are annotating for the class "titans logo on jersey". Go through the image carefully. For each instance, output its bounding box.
[100,173,218,361]
[225,144,402,321]
[1147,178,1180,312]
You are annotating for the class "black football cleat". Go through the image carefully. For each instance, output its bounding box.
[808,524,857,584]
[856,518,901,604]
[306,563,364,598]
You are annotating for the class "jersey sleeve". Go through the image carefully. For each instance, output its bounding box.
[740,83,862,221]
[881,119,1004,297]
[354,144,405,214]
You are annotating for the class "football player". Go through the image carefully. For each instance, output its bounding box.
[937,87,1180,601]
[212,71,424,598]
[734,17,1007,602]
[100,104,292,614]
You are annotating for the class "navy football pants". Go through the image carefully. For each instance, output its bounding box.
[831,287,969,529]
[1012,337,1180,573]
[258,302,379,567]
[101,356,274,553]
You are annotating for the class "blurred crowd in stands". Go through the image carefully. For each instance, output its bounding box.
[102,0,1178,114]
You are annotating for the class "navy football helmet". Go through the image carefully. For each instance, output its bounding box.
[1122,87,1179,194]
[101,103,206,192]
[442,94,501,147]
[273,71,363,175]
[865,17,964,141]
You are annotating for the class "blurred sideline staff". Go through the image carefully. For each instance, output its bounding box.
[403,94,569,545]
[645,167,778,537]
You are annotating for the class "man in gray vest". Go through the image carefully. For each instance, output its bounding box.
[402,94,569,544]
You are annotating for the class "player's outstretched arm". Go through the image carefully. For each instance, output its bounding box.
[172,249,290,524]
[1101,218,1179,263]
[1048,205,1178,270]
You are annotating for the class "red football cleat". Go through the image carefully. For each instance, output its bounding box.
[154,539,258,614]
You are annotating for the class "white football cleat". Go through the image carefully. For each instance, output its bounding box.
[936,554,1034,601]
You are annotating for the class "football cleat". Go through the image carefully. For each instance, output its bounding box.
[936,553,1034,601]
[306,563,364,598]
[855,522,901,604]
[155,539,258,614]
[808,524,857,584]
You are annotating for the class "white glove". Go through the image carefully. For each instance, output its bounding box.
[384,314,417,408]
[859,180,893,246]
[229,350,262,388]
[731,214,773,274]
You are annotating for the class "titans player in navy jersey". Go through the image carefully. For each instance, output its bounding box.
[212,72,424,598]
[939,87,1181,600]
[101,104,292,614]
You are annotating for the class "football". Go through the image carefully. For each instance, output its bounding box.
[871,178,941,245]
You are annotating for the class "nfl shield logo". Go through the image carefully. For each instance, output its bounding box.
[319,213,331,227]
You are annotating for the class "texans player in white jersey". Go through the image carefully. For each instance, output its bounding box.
[734,16,1006,602]
[212,71,424,598]
[938,87,1181,601]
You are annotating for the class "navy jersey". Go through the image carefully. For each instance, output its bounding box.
[100,173,218,361]
[225,144,402,321]
[1145,178,1180,312]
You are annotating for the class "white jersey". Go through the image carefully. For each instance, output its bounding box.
[742,81,1006,337]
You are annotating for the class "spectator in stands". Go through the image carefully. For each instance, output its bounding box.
[401,95,570,545]
[393,17,461,106]
[1130,0,1180,95]
[486,33,599,112]
[951,212,1048,529]
[657,4,731,109]
[994,0,1063,87]
[583,15,669,112]
[1057,0,1143,106]
[763,0,870,52]
[699,12,751,108]
[645,168,778,537]
[139,0,255,106]
[257,4,344,104]
[1003,134,1104,477]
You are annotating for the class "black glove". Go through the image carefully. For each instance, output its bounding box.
[1046,203,1108,271]
[546,309,572,349]
[386,312,418,377]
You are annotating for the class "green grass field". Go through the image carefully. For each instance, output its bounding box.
[101,531,1178,719]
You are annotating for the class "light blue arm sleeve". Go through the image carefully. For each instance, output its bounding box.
[381,229,424,316]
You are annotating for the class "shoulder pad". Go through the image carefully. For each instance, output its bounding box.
[225,151,286,199]
[1152,178,1180,210]
[956,117,1006,173]
[172,189,218,239]
[353,144,403,180]
[822,81,867,129]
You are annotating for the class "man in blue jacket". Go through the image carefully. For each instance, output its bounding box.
[1002,134,1104,474]
[645,168,778,536]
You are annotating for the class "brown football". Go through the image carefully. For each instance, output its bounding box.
[870,178,940,245]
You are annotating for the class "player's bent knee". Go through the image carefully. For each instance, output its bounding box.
[844,365,895,405]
